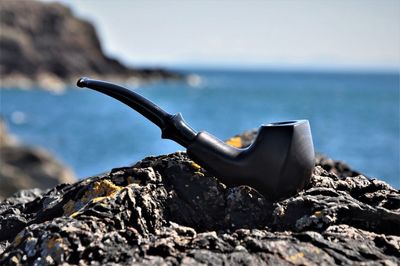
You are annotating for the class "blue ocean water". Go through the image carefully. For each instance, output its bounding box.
[1,69,399,188]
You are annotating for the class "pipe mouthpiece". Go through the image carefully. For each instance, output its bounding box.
[77,77,89,88]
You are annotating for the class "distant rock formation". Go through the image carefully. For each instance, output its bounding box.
[0,130,399,264]
[0,119,76,199]
[0,0,182,91]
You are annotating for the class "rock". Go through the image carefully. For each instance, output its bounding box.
[0,118,17,146]
[0,131,399,265]
[0,0,182,90]
[0,119,76,199]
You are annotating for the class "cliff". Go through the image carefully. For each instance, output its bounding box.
[0,131,399,265]
[0,0,182,90]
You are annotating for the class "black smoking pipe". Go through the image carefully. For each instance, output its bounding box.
[77,77,314,200]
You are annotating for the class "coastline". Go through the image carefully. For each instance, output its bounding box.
[0,0,184,92]
[0,70,185,93]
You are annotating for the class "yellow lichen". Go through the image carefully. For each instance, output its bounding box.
[63,179,122,217]
[70,211,81,218]
[288,252,305,263]
[10,255,19,266]
[194,171,205,177]
[314,211,323,218]
[311,247,321,254]
[82,179,122,202]
[190,162,202,170]
[92,196,108,203]
[226,137,242,148]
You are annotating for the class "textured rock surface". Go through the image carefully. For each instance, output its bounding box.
[0,132,399,265]
[0,0,181,90]
[0,119,76,199]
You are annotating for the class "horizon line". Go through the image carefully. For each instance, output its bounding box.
[127,61,400,74]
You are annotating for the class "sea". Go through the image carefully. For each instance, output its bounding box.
[1,68,399,188]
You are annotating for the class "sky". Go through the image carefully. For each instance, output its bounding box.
[46,0,400,71]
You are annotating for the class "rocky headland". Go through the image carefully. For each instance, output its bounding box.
[0,131,399,265]
[0,0,182,91]
[0,119,76,200]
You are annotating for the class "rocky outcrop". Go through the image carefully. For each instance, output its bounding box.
[0,0,182,90]
[0,132,399,265]
[0,120,76,199]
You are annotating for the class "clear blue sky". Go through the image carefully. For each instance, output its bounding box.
[47,0,399,70]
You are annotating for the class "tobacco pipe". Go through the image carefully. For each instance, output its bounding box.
[77,77,315,200]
